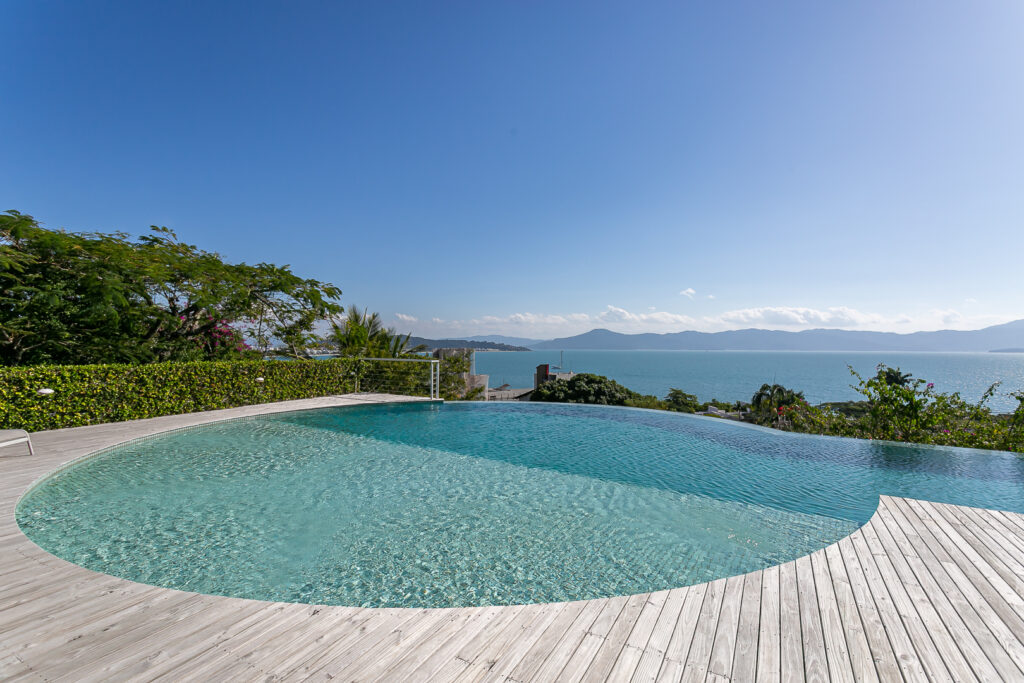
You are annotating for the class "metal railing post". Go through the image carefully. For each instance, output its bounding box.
[347,357,441,399]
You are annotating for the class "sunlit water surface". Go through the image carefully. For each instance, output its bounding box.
[17,402,1024,607]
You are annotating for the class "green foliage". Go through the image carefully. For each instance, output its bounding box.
[706,398,739,412]
[528,366,1024,452]
[624,394,667,410]
[0,358,461,431]
[876,366,913,387]
[750,383,807,426]
[1,359,344,431]
[0,211,342,366]
[662,389,737,414]
[778,364,1024,453]
[326,304,426,358]
[851,365,934,440]
[785,403,861,438]
[530,377,744,415]
[849,365,1024,451]
[819,401,871,420]
[664,388,701,413]
[1011,392,1024,432]
[531,373,659,406]
[326,304,438,396]
[435,354,479,401]
[461,385,486,402]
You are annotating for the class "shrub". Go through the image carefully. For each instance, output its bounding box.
[0,358,450,431]
[531,373,659,407]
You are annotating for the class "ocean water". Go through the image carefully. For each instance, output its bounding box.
[18,402,1024,608]
[476,350,1024,412]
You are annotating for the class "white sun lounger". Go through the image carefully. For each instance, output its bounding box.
[0,430,33,456]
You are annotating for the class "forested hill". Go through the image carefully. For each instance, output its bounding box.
[406,337,531,352]
[532,319,1024,351]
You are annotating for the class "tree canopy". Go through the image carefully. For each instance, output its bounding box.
[664,388,702,413]
[0,211,342,365]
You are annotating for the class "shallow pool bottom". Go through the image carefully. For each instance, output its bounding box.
[17,402,1024,608]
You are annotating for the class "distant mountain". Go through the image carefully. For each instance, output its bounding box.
[464,335,544,348]
[532,319,1024,352]
[406,337,530,352]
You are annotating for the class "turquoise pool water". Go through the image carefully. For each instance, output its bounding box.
[17,402,1024,608]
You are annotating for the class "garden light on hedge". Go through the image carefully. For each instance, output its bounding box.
[37,388,55,397]
[255,377,265,383]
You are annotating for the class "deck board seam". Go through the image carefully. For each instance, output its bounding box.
[726,571,762,683]
[895,497,1024,676]
[836,534,902,681]
[853,526,940,680]
[660,586,707,666]
[707,576,744,680]
[877,500,1004,682]
[941,504,1024,587]
[914,500,1024,630]
[870,504,978,680]
[809,548,855,682]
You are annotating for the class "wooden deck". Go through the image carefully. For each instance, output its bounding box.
[2,397,1024,681]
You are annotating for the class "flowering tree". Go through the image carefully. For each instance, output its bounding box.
[782,364,1024,453]
[849,365,935,440]
[0,211,342,365]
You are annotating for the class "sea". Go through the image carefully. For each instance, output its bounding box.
[474,350,1024,413]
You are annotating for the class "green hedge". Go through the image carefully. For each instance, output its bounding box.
[0,358,435,432]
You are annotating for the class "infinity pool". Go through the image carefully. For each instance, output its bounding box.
[17,402,1024,608]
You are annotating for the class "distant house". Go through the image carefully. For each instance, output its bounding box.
[696,405,747,420]
[487,387,533,401]
[534,364,574,390]
[696,405,730,417]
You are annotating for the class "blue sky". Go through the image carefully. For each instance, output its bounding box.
[3,1,1022,339]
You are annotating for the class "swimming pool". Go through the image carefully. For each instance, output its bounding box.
[17,402,1024,608]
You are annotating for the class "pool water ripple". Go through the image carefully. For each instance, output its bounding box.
[16,402,1024,608]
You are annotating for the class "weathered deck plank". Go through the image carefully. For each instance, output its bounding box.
[604,589,669,681]
[755,563,781,683]
[2,399,1024,681]
[655,582,707,682]
[808,549,854,683]
[883,500,1024,679]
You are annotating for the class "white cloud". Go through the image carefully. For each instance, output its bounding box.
[394,313,418,323]
[931,308,964,326]
[679,288,696,299]
[597,305,696,330]
[714,306,886,328]
[707,294,715,300]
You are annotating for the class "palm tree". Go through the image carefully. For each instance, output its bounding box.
[327,305,430,394]
[328,305,385,357]
[381,331,427,358]
[328,305,425,358]
[751,383,806,426]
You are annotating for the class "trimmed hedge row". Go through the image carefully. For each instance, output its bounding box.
[0,358,431,432]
